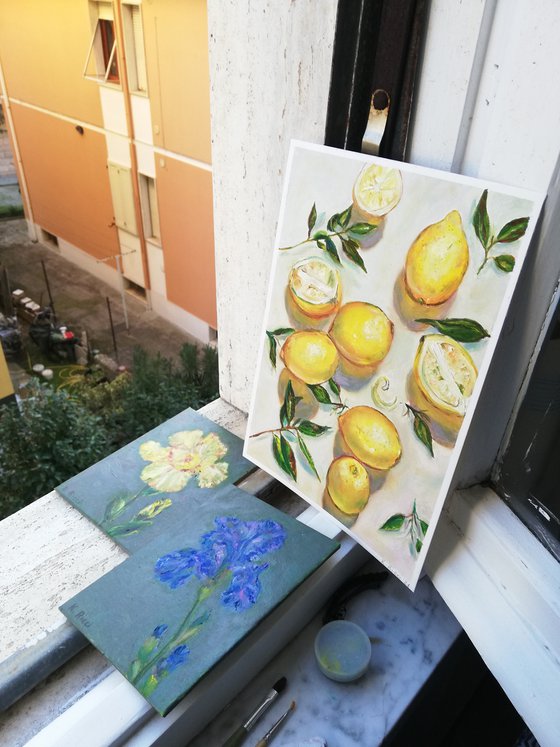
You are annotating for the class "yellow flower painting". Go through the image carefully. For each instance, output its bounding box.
[57,408,255,554]
[139,430,229,493]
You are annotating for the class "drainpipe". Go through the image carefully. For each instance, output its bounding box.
[0,58,38,241]
[112,0,151,297]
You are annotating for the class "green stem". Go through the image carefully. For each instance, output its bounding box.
[101,485,160,527]
[279,229,347,251]
[249,425,299,438]
[131,580,217,687]
[476,237,497,274]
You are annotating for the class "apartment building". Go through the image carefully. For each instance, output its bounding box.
[0,0,216,343]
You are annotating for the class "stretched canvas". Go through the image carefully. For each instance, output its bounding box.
[60,485,339,716]
[58,408,255,553]
[245,141,544,589]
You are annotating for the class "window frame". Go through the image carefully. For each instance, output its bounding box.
[83,3,121,86]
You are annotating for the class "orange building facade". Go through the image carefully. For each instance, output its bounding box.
[0,0,217,342]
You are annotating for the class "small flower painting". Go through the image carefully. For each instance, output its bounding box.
[56,408,255,554]
[129,516,287,696]
[60,486,339,716]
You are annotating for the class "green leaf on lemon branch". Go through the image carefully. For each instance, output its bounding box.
[296,431,319,479]
[338,204,353,229]
[380,514,406,532]
[297,420,330,437]
[307,203,317,238]
[272,434,296,480]
[494,254,515,272]
[341,237,367,272]
[324,236,340,264]
[307,383,333,405]
[405,404,433,457]
[266,328,295,368]
[328,378,340,396]
[280,381,301,427]
[496,217,529,243]
[473,189,491,249]
[327,213,339,232]
[349,222,377,236]
[415,317,490,343]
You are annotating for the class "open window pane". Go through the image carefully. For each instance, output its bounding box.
[496,296,560,561]
[83,5,120,84]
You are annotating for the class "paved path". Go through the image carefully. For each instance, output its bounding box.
[0,219,197,371]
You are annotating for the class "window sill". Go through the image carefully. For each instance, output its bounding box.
[1,401,559,744]
[83,75,122,92]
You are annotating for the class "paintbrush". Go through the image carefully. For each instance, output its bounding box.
[254,700,296,747]
[222,677,287,747]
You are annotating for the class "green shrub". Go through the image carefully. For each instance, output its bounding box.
[0,382,112,519]
[118,343,219,442]
[0,343,219,519]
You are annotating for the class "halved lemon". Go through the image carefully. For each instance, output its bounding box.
[413,334,477,417]
[352,163,402,221]
[288,257,341,318]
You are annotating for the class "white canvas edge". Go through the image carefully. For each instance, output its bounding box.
[244,139,546,590]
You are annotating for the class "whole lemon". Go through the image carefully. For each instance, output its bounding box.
[413,333,477,418]
[339,405,401,470]
[404,210,469,305]
[326,456,370,514]
[280,330,339,385]
[288,257,341,319]
[330,302,393,367]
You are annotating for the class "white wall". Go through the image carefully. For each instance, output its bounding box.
[208,1,560,743]
[208,0,339,411]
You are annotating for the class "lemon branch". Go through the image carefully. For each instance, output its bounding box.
[379,500,429,557]
[278,203,376,272]
[279,228,352,252]
[473,189,529,275]
[250,381,330,481]
[249,425,300,439]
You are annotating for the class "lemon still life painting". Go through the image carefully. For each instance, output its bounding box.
[245,141,544,589]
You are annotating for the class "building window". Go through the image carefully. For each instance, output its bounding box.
[139,174,160,242]
[84,2,120,84]
[122,3,148,93]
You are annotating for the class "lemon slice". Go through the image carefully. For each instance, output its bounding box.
[353,163,402,220]
[414,334,477,417]
[288,257,341,318]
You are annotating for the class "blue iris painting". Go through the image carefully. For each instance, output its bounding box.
[128,516,287,696]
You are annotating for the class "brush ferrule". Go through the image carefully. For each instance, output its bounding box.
[243,689,277,730]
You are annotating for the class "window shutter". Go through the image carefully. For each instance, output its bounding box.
[132,6,148,92]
